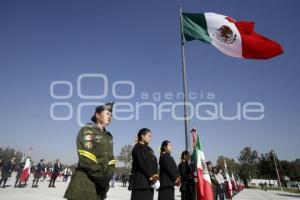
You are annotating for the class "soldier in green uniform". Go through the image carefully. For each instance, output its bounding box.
[64,102,117,200]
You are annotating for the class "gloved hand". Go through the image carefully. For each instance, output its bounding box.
[103,164,116,182]
[98,160,116,188]
[151,180,160,190]
[96,183,109,199]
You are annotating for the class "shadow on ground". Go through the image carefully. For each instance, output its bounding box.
[276,193,300,198]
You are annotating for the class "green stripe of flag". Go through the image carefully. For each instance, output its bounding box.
[182,13,212,44]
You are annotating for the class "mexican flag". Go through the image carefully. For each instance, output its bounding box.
[19,156,31,184]
[182,12,283,59]
[224,160,233,198]
[191,128,213,200]
[231,173,238,191]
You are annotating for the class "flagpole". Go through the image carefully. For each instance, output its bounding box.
[272,151,283,191]
[178,1,190,152]
[28,146,32,157]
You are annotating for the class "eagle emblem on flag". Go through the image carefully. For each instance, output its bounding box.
[215,25,237,44]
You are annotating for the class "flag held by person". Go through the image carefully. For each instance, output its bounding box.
[191,128,214,200]
[224,159,233,198]
[19,156,31,184]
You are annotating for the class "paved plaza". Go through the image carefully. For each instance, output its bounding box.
[0,175,299,200]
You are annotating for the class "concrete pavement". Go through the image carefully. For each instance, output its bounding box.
[233,188,300,200]
[1,175,300,199]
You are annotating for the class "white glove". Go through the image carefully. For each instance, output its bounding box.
[151,180,160,190]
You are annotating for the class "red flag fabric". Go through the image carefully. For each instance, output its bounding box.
[19,156,31,184]
[191,128,214,200]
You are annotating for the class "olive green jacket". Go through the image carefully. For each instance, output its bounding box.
[64,123,116,200]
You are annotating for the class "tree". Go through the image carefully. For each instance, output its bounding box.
[280,159,300,183]
[258,150,278,180]
[116,145,133,174]
[238,146,259,185]
[0,146,23,163]
[216,155,240,175]
[116,166,130,176]
[238,146,259,165]
[214,146,300,188]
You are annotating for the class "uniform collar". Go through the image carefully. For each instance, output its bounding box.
[89,123,112,137]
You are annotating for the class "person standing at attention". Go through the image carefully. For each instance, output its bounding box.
[130,128,158,200]
[158,140,180,200]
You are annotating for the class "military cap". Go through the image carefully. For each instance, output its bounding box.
[91,101,114,122]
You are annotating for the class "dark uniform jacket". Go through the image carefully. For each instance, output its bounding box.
[1,159,14,178]
[36,163,43,173]
[178,161,193,192]
[131,142,158,190]
[64,123,116,200]
[34,163,45,179]
[53,163,62,176]
[159,153,179,188]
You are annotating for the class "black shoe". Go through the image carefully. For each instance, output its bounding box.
[2,186,5,188]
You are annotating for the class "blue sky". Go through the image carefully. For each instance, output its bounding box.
[0,0,299,165]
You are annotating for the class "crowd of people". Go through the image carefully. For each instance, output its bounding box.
[0,156,71,189]
[0,136,243,200]
[1,102,244,200]
[128,128,244,200]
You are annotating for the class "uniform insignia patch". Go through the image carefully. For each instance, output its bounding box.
[84,142,93,149]
[94,135,102,143]
[94,135,101,139]
[84,135,93,141]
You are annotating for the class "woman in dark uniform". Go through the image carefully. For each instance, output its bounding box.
[130,128,158,200]
[178,151,195,200]
[158,140,180,200]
